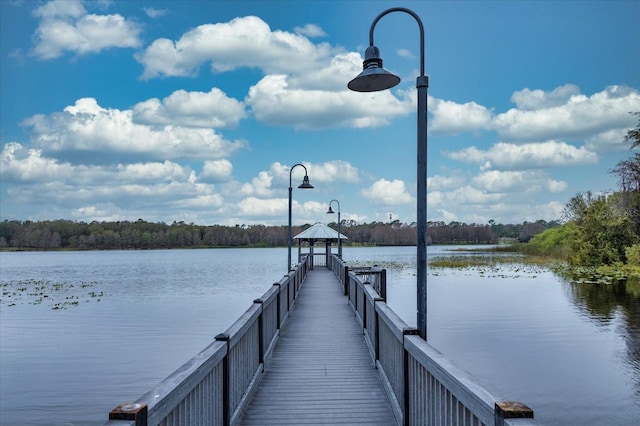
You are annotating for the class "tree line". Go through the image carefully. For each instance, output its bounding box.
[0,218,557,251]
[523,112,640,268]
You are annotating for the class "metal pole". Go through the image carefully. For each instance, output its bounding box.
[338,209,342,258]
[416,77,428,340]
[288,164,312,272]
[288,184,293,271]
[368,7,428,340]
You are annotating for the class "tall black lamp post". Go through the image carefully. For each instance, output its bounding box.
[326,199,342,258]
[288,163,313,271]
[348,7,428,339]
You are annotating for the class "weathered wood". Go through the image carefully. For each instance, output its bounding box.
[237,268,397,425]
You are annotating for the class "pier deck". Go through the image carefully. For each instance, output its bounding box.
[238,268,396,425]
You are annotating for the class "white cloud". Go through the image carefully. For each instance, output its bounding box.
[510,84,581,110]
[1,142,74,183]
[201,160,233,182]
[240,171,276,197]
[397,48,414,59]
[238,196,286,217]
[2,141,224,221]
[132,88,247,129]
[424,86,638,155]
[429,97,493,134]
[361,179,414,205]
[31,0,141,59]
[136,16,335,79]
[428,174,466,190]
[301,160,360,183]
[247,74,412,130]
[493,85,640,145]
[143,7,167,18]
[22,98,247,161]
[472,170,567,193]
[445,140,598,170]
[293,23,326,38]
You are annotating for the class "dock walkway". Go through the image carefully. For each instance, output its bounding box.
[238,268,396,425]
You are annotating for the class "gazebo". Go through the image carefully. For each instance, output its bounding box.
[293,222,348,269]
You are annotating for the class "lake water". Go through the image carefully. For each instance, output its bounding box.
[1,247,639,425]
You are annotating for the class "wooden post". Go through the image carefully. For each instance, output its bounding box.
[273,282,281,329]
[254,298,265,366]
[109,403,147,426]
[402,327,420,426]
[495,401,534,425]
[215,333,231,426]
[344,265,349,295]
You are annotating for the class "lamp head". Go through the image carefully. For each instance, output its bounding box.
[327,206,335,214]
[298,175,314,189]
[348,45,401,92]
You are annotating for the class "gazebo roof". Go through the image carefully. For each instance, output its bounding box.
[294,222,348,241]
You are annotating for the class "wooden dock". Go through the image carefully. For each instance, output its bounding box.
[107,254,533,426]
[238,268,396,425]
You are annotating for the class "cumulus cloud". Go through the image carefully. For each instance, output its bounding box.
[472,170,567,193]
[427,174,466,190]
[201,160,233,182]
[224,160,360,200]
[240,171,277,197]
[133,88,247,129]
[31,0,141,59]
[1,142,74,183]
[305,160,361,183]
[361,179,414,205]
[136,15,335,79]
[429,97,493,134]
[247,74,412,129]
[445,140,598,170]
[294,23,326,38]
[510,84,581,110]
[22,98,246,162]
[1,141,225,221]
[238,196,287,217]
[425,85,637,154]
[493,85,640,145]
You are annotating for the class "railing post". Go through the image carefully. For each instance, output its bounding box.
[495,402,534,426]
[108,403,148,426]
[374,297,382,362]
[254,298,265,367]
[215,333,231,426]
[380,268,387,302]
[343,265,349,295]
[402,328,420,426]
[273,282,281,329]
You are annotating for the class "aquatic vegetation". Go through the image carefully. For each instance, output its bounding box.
[0,279,104,309]
[428,254,548,279]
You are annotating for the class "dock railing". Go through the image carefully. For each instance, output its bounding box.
[106,255,311,426]
[328,254,534,426]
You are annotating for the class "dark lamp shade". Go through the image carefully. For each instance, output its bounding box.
[298,175,313,189]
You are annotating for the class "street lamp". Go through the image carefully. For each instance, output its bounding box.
[326,199,342,258]
[348,7,428,340]
[288,163,313,271]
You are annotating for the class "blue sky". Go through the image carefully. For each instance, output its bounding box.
[1,0,639,227]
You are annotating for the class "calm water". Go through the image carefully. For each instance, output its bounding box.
[1,247,639,425]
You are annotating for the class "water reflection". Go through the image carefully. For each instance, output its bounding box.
[565,276,640,404]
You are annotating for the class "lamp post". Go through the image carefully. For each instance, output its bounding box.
[326,199,342,258]
[288,163,313,271]
[348,7,428,340]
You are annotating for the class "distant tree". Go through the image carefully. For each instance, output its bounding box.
[625,111,640,150]
[609,112,640,235]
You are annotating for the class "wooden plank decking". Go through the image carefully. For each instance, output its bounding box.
[238,268,397,425]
